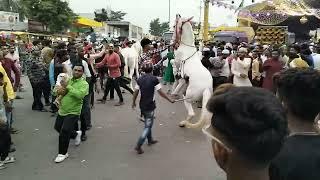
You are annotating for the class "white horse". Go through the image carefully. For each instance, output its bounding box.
[121,43,140,89]
[172,15,213,129]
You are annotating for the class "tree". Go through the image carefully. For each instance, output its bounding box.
[149,18,170,36]
[94,9,126,22]
[109,10,126,21]
[94,8,109,22]
[20,0,77,32]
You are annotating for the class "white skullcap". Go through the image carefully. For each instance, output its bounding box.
[222,49,230,54]
[108,43,114,47]
[238,47,248,53]
[203,47,210,52]
[263,45,269,50]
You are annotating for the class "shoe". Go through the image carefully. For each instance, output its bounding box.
[3,157,15,164]
[134,146,144,154]
[97,98,106,104]
[86,125,92,130]
[107,98,114,101]
[9,146,16,153]
[81,134,87,142]
[148,140,158,146]
[0,162,5,170]
[15,95,23,99]
[114,102,124,106]
[54,153,69,163]
[10,128,18,134]
[75,131,82,146]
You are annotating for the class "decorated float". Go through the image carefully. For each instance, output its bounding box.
[238,0,320,43]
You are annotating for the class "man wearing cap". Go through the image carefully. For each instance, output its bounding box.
[231,47,252,87]
[96,44,124,106]
[209,49,231,89]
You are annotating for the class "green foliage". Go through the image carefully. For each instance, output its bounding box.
[20,0,77,32]
[94,9,126,22]
[149,18,170,36]
[94,8,108,22]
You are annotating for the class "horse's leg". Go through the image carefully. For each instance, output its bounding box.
[172,79,185,97]
[179,98,195,128]
[135,57,140,79]
[124,56,129,78]
[184,88,212,129]
[128,64,135,90]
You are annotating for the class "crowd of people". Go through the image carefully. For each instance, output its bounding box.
[0,36,320,180]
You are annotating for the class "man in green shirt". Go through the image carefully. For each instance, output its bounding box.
[53,64,89,163]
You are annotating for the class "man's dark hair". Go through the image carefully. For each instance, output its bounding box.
[57,41,67,50]
[207,87,288,165]
[301,43,312,55]
[140,38,152,49]
[276,68,320,121]
[42,39,52,47]
[291,44,301,53]
[32,40,41,46]
[72,63,84,71]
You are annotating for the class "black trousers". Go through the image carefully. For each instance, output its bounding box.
[103,77,123,102]
[75,94,91,135]
[51,95,58,113]
[212,76,228,90]
[110,77,134,98]
[43,78,51,104]
[0,125,11,161]
[30,81,46,110]
[54,115,79,155]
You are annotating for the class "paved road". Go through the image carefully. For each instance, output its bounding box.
[1,78,225,180]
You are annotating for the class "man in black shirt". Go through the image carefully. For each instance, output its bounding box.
[132,61,174,154]
[270,68,320,180]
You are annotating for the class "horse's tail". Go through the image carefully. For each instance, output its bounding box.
[185,88,212,129]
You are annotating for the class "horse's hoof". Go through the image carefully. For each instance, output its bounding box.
[179,121,186,128]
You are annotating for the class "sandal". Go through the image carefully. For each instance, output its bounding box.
[0,163,5,170]
[4,157,15,164]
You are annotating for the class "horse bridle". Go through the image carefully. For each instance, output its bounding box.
[174,17,196,49]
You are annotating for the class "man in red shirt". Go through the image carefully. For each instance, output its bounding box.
[96,44,124,106]
[1,46,21,92]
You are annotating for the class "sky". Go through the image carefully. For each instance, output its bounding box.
[69,0,263,33]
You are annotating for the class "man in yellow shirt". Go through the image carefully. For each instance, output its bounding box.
[0,50,15,130]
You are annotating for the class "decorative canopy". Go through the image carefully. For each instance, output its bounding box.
[238,0,320,25]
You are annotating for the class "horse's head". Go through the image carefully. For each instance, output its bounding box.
[172,14,195,49]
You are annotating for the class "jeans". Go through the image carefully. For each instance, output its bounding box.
[54,115,79,155]
[6,111,12,129]
[103,77,123,102]
[136,110,155,147]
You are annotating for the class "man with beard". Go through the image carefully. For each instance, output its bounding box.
[210,49,230,89]
[54,64,89,163]
[96,44,124,106]
[287,45,309,68]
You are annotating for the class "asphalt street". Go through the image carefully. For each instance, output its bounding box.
[1,78,225,180]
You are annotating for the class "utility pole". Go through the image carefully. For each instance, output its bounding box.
[203,0,209,42]
[169,0,171,25]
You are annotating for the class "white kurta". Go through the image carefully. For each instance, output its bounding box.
[231,58,252,87]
